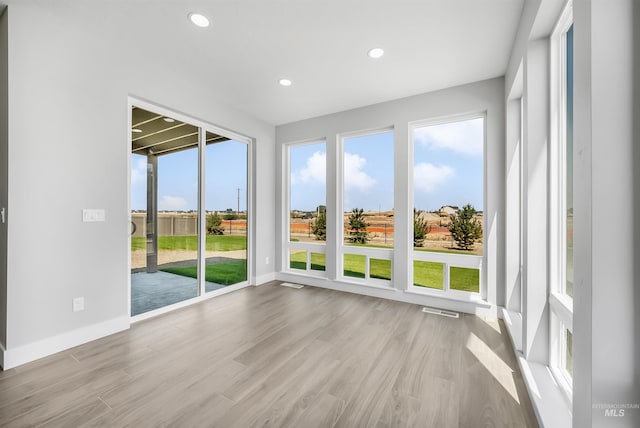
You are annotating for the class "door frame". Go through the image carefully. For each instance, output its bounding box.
[127,96,255,322]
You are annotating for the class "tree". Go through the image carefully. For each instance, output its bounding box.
[311,211,327,240]
[207,211,225,235]
[347,208,369,244]
[413,209,432,247]
[448,203,482,250]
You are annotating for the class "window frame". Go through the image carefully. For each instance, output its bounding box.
[549,0,574,398]
[128,97,254,321]
[407,112,487,300]
[284,139,328,277]
[337,127,395,288]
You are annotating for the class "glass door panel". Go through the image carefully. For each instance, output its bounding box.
[204,132,248,291]
[130,107,200,316]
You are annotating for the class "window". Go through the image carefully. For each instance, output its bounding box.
[411,116,484,295]
[287,141,327,275]
[340,130,394,284]
[564,329,573,377]
[564,24,574,299]
[550,1,573,393]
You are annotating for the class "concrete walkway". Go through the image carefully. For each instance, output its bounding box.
[131,271,226,316]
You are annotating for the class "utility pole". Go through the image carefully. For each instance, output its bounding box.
[237,187,241,216]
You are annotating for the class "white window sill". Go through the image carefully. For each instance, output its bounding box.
[516,351,572,428]
[337,277,396,291]
[405,286,491,307]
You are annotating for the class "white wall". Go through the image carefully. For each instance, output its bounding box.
[276,78,505,315]
[522,38,550,364]
[504,97,522,316]
[504,0,640,427]
[0,5,8,353]
[573,0,639,426]
[1,1,275,368]
[504,0,566,93]
[502,1,573,427]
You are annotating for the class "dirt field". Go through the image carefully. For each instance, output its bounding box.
[290,211,483,254]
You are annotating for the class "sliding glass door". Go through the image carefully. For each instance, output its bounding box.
[130,105,249,317]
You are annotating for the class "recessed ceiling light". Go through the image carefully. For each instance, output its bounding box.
[163,117,175,123]
[279,78,292,87]
[132,128,142,133]
[188,13,210,28]
[367,48,385,59]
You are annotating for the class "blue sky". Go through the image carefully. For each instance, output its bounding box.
[289,120,483,213]
[566,24,573,212]
[132,120,484,214]
[131,140,248,211]
[343,132,394,211]
[413,118,484,211]
[290,142,327,212]
[289,132,395,212]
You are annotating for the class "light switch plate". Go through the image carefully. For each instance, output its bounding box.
[83,209,106,222]
[73,297,85,312]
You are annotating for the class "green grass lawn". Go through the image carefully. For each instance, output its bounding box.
[449,267,480,293]
[160,260,247,285]
[342,255,392,280]
[290,251,326,272]
[414,247,480,256]
[290,252,391,279]
[290,251,479,292]
[132,235,246,252]
[413,260,444,289]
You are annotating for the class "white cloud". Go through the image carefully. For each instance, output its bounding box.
[414,118,483,155]
[344,152,375,191]
[292,151,326,185]
[414,162,454,193]
[131,157,147,184]
[292,151,374,192]
[159,195,188,211]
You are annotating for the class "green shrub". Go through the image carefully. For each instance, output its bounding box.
[207,212,225,235]
[347,208,369,244]
[413,209,431,247]
[448,204,482,250]
[312,211,327,240]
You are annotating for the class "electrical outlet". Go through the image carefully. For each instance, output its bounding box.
[73,297,85,312]
[265,257,270,265]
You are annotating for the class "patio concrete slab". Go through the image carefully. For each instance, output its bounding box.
[131,271,226,316]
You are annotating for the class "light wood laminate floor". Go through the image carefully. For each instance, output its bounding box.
[0,282,538,427]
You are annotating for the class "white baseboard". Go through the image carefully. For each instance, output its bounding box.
[254,272,276,286]
[0,342,5,370]
[1,316,130,370]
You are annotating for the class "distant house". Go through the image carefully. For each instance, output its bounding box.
[439,205,459,217]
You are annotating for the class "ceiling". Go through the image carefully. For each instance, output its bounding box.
[32,0,525,126]
[170,0,525,125]
[131,107,228,156]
